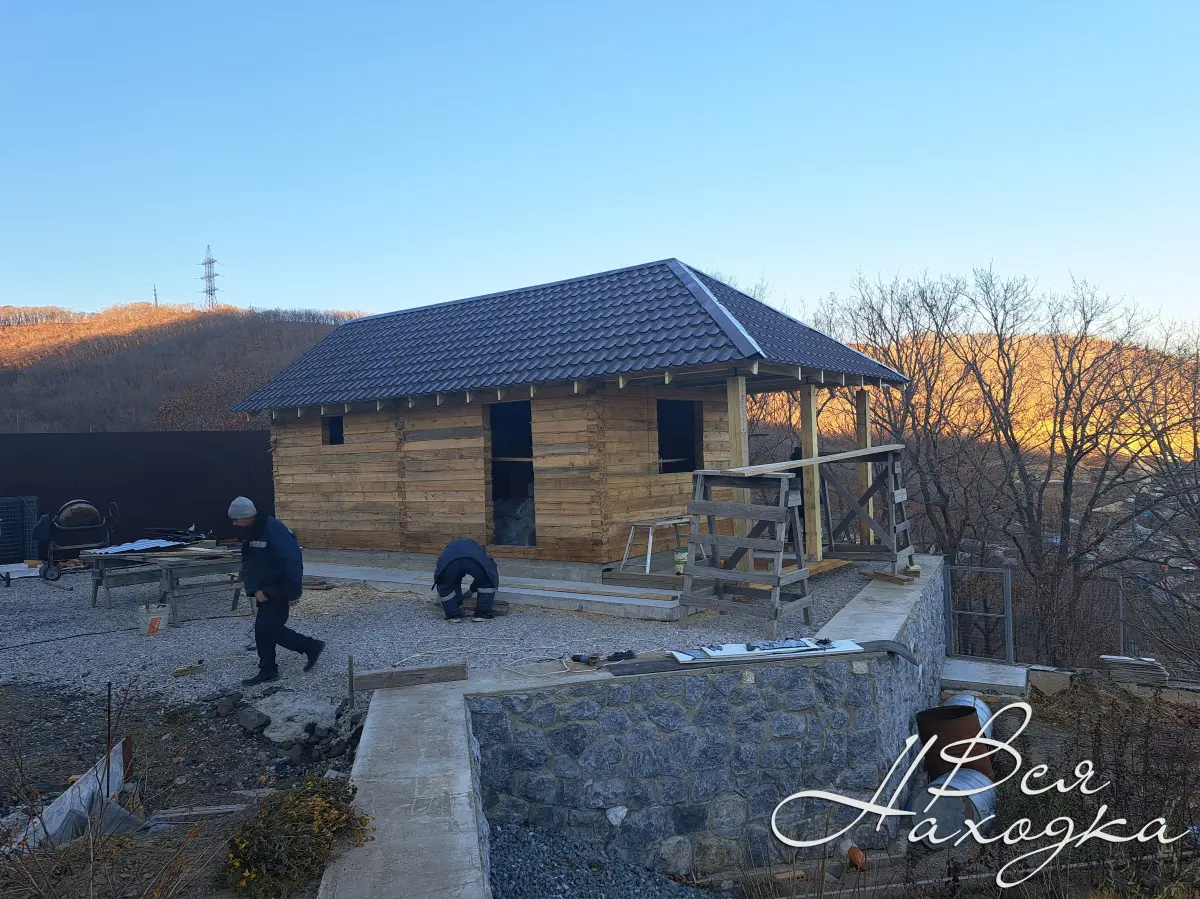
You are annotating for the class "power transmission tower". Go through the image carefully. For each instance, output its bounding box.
[199,245,220,309]
[153,285,158,307]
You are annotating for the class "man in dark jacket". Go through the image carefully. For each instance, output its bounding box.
[229,497,325,684]
[433,537,499,622]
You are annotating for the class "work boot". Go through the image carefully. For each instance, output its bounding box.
[242,670,279,686]
[304,640,326,672]
[471,610,495,622]
[445,609,464,622]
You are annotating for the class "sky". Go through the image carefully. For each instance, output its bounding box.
[1,2,1197,320]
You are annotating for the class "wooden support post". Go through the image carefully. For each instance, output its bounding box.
[727,375,750,571]
[855,389,873,546]
[799,383,822,562]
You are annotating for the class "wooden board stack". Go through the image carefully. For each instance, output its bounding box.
[1099,655,1169,686]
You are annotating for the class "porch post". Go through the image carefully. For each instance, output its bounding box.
[726,374,750,571]
[799,383,822,561]
[855,389,873,546]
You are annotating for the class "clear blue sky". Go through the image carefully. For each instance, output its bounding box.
[2,2,1197,319]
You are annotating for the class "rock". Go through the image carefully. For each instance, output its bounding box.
[323,769,348,780]
[284,744,307,765]
[237,708,271,734]
[314,726,329,739]
[327,739,348,759]
[215,696,238,718]
[657,835,693,876]
[303,722,317,736]
[254,694,338,745]
[605,805,628,826]
[262,686,283,697]
[199,690,229,703]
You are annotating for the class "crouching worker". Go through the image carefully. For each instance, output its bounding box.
[228,496,326,684]
[433,537,499,622]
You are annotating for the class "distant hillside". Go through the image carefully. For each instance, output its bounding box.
[0,303,358,433]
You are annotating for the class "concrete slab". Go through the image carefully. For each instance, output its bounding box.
[941,657,1028,696]
[817,553,941,643]
[305,563,685,621]
[318,663,611,899]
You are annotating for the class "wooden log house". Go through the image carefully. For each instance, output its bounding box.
[233,259,907,563]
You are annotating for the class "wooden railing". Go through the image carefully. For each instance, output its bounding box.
[678,444,914,634]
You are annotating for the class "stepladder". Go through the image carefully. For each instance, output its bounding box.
[677,469,812,637]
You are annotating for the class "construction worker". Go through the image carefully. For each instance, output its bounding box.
[433,537,499,622]
[228,497,325,684]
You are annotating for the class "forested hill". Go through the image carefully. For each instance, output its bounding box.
[0,304,357,432]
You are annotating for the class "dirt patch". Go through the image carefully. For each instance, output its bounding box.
[0,683,360,898]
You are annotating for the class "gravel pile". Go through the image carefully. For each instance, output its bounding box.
[0,560,880,704]
[488,825,713,899]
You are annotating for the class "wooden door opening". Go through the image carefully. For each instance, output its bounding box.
[489,401,535,546]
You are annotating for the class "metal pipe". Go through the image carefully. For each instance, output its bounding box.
[1003,567,1015,665]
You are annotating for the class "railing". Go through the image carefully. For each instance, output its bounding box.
[718,444,914,568]
[943,565,1015,664]
[677,444,915,634]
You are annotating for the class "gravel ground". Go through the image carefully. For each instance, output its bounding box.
[0,560,880,705]
[488,825,713,899]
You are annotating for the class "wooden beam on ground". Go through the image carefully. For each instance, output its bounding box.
[352,663,467,696]
[799,382,822,562]
[868,570,915,586]
[856,388,873,546]
[727,374,751,571]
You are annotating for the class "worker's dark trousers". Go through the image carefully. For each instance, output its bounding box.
[436,559,496,616]
[255,595,319,673]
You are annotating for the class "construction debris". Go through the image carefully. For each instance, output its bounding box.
[1099,655,1169,686]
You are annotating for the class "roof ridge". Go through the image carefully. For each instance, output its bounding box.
[350,258,685,324]
[685,264,908,383]
[667,260,764,359]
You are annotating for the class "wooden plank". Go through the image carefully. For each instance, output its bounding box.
[727,375,750,571]
[855,389,874,546]
[405,426,485,442]
[718,444,907,476]
[799,383,822,562]
[867,570,916,586]
[687,500,789,522]
[353,663,468,692]
[690,533,786,552]
[683,563,808,586]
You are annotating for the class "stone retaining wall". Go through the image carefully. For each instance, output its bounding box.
[466,562,945,876]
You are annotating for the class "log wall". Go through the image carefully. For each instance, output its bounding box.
[272,410,403,549]
[270,386,731,563]
[598,390,730,561]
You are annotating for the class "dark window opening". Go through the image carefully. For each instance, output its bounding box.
[657,399,702,473]
[322,415,344,446]
[489,401,535,546]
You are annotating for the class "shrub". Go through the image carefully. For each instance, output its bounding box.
[217,779,370,897]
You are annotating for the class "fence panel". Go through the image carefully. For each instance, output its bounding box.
[944,565,1014,663]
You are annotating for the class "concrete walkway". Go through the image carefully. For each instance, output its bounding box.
[318,664,610,899]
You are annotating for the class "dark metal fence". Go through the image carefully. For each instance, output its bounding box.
[944,565,1014,663]
[0,496,38,564]
[0,432,274,552]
